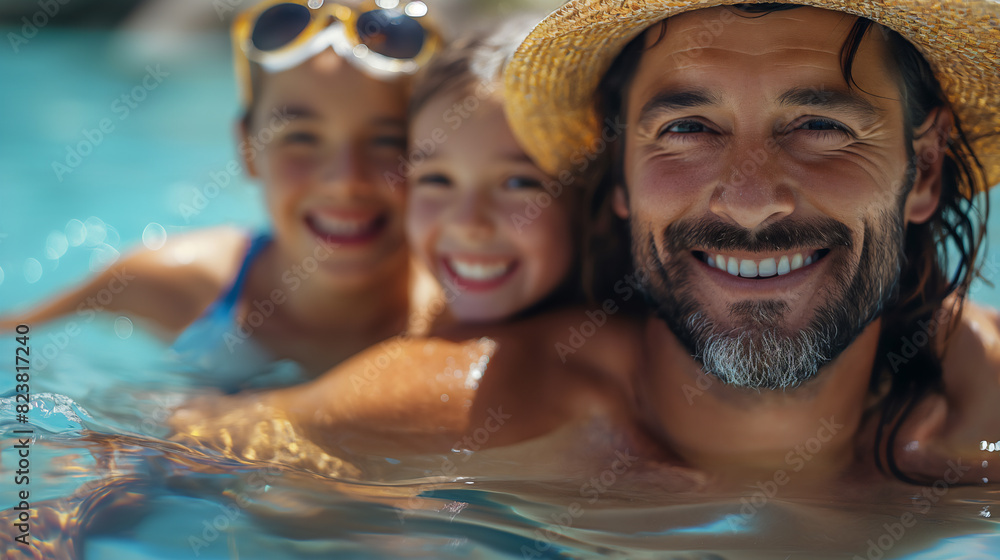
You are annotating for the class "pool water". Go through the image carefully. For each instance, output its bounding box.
[2,27,1000,560]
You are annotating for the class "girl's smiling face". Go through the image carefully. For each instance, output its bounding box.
[407,90,579,323]
[244,50,410,287]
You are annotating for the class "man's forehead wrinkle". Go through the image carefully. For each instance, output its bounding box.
[649,38,845,60]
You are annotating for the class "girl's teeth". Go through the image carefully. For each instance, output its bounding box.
[707,251,820,278]
[449,258,512,281]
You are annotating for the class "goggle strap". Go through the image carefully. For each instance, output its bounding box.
[257,24,345,73]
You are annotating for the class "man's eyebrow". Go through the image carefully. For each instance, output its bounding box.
[777,86,883,123]
[637,89,720,133]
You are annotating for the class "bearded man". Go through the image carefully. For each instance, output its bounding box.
[504,0,1000,483]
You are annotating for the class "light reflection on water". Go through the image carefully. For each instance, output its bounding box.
[0,326,998,559]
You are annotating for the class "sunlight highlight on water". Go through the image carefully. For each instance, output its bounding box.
[142,222,168,250]
[23,258,42,283]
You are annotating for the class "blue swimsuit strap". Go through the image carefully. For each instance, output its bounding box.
[214,232,273,315]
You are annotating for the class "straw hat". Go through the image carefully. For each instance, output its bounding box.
[504,0,1000,189]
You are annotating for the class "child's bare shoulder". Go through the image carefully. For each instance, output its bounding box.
[128,226,246,273]
[104,226,251,331]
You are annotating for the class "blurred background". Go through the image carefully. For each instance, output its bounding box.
[1,0,998,318]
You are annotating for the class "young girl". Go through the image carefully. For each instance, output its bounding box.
[404,28,584,331]
[1,1,443,386]
[170,22,649,473]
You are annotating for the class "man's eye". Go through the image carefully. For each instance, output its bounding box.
[660,120,709,136]
[797,119,848,132]
[415,173,451,187]
[503,176,544,190]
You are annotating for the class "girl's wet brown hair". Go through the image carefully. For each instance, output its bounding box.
[596,3,990,484]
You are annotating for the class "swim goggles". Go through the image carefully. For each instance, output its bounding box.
[232,0,440,107]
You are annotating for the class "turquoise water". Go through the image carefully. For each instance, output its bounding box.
[1,28,1000,559]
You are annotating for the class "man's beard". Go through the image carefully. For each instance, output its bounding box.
[633,198,908,391]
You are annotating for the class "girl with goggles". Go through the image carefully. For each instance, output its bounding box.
[233,0,440,107]
[2,0,442,389]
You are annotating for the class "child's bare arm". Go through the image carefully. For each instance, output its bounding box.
[167,336,499,465]
[0,228,245,335]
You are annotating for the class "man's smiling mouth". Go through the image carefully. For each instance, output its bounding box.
[693,249,831,278]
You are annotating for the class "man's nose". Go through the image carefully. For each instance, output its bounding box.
[709,143,795,231]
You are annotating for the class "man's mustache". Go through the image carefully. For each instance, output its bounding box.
[662,217,854,254]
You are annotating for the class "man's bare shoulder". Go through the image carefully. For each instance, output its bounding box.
[895,300,1000,482]
[513,305,645,390]
[939,300,1000,398]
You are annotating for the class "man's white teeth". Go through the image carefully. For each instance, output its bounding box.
[776,256,790,275]
[705,251,821,278]
[791,253,803,270]
[449,258,512,281]
[757,258,777,277]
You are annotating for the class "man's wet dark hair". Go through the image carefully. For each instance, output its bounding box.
[596,3,990,484]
